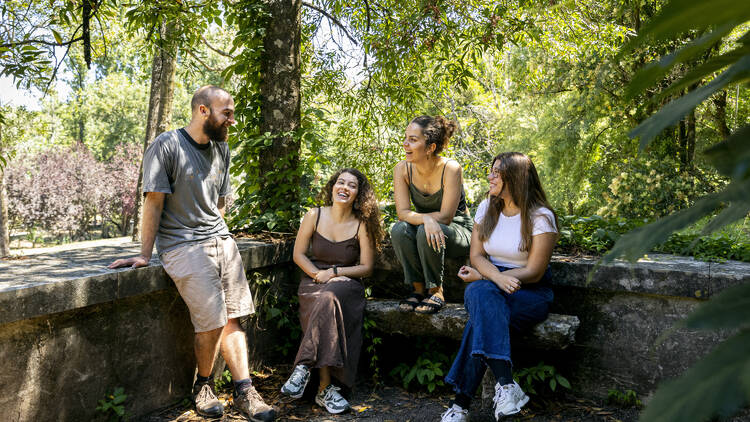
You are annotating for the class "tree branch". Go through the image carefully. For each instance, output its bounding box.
[186,49,221,72]
[201,36,232,57]
[302,1,358,46]
[0,37,84,48]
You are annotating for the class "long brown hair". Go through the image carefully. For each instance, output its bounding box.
[319,168,385,250]
[477,152,558,251]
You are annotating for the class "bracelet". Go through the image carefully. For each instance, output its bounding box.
[332,265,338,276]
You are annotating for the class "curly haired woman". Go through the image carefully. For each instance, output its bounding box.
[280,168,384,415]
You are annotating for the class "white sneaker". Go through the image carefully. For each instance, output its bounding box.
[315,384,350,414]
[493,381,529,419]
[280,364,310,399]
[440,404,469,422]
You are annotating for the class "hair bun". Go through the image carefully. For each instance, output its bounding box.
[409,115,457,155]
[435,116,457,142]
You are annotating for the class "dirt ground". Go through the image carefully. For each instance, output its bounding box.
[136,365,640,422]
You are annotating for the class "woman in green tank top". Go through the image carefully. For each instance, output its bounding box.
[391,115,473,314]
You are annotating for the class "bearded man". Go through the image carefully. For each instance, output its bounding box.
[109,86,276,421]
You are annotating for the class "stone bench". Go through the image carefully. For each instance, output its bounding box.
[364,299,579,349]
[365,298,580,408]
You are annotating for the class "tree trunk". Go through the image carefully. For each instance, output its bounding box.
[258,0,302,210]
[712,89,731,139]
[0,122,9,257]
[678,118,687,165]
[0,167,10,258]
[132,22,177,241]
[686,109,696,167]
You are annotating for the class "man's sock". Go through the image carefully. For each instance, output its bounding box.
[233,378,252,397]
[195,374,213,386]
[486,358,514,386]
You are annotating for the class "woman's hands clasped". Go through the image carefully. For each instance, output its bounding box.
[313,268,352,284]
[494,274,521,294]
[422,215,446,252]
[458,265,521,294]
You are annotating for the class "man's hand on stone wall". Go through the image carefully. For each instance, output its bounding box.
[108,255,150,269]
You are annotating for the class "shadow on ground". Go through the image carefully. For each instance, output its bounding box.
[136,365,640,422]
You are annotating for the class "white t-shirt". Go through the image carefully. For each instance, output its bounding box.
[474,198,557,268]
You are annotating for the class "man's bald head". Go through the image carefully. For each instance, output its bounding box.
[191,85,231,113]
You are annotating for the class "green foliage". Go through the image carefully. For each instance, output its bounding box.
[558,214,750,262]
[514,362,571,396]
[389,338,450,392]
[249,272,302,357]
[601,1,750,421]
[214,369,233,391]
[598,158,725,219]
[95,387,127,421]
[558,215,636,254]
[224,0,316,233]
[390,356,446,393]
[0,1,114,90]
[607,388,642,408]
[362,316,383,385]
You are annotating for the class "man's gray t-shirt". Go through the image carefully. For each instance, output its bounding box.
[142,129,231,254]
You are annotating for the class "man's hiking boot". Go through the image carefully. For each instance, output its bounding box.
[192,381,223,418]
[235,384,276,421]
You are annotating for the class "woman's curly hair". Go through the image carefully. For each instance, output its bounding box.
[319,168,385,250]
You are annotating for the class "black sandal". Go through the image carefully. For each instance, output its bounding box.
[414,295,445,314]
[398,292,425,312]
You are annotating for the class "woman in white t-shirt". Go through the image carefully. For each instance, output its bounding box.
[441,152,558,422]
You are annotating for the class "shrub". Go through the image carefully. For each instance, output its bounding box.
[5,142,140,241]
[598,158,725,219]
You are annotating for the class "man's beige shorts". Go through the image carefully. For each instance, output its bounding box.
[161,236,255,333]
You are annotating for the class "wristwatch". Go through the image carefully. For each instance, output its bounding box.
[332,265,338,275]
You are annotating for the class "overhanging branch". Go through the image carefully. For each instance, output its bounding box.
[201,36,233,57]
[0,37,84,48]
[302,1,358,46]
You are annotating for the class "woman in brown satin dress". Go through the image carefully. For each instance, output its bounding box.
[280,168,384,414]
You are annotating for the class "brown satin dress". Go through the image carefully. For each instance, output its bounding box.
[293,208,366,388]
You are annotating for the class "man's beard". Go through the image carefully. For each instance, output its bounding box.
[203,115,228,142]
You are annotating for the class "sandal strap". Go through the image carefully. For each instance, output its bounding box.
[399,292,425,305]
[414,295,446,314]
[416,301,442,311]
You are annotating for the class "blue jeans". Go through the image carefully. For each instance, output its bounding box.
[445,267,553,397]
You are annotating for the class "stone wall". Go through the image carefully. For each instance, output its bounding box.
[0,239,294,422]
[1,239,748,420]
[372,248,749,399]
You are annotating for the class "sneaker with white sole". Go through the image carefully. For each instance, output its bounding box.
[493,381,529,420]
[440,403,469,422]
[315,384,350,414]
[280,364,310,399]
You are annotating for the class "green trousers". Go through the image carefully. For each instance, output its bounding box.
[390,218,472,289]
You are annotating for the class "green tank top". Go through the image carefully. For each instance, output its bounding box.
[407,162,473,230]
